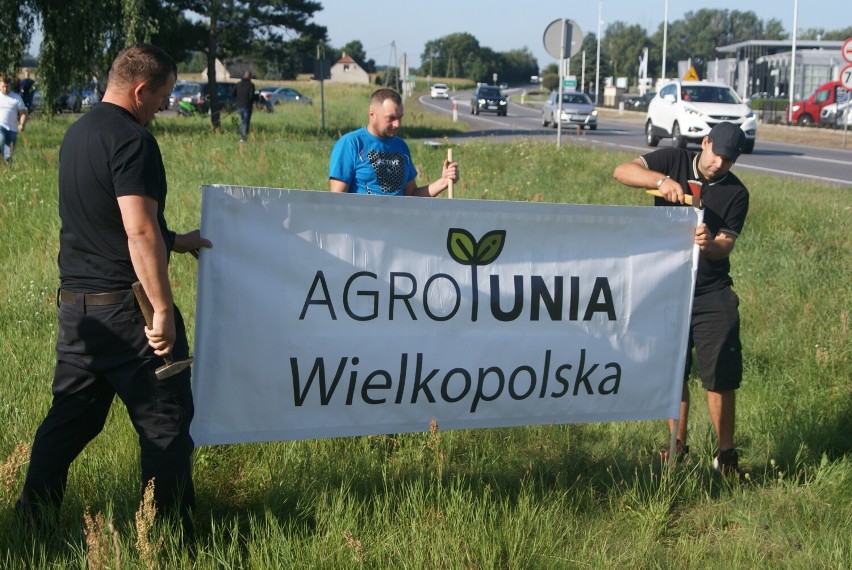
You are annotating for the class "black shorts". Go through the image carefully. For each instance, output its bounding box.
[684,286,742,391]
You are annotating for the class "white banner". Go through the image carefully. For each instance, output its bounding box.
[191,186,700,446]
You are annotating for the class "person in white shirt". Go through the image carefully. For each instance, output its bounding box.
[0,76,27,164]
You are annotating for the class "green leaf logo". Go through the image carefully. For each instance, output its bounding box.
[446,228,507,321]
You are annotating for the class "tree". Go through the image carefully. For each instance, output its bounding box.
[166,0,325,128]
[421,33,481,79]
[764,19,788,41]
[34,0,134,114]
[0,0,36,78]
[603,22,648,81]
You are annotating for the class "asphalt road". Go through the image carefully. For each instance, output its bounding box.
[420,89,852,188]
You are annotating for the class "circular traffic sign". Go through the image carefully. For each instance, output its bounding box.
[543,19,583,60]
[842,37,852,63]
[840,64,852,91]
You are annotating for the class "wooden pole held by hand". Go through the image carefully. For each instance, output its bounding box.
[447,148,454,199]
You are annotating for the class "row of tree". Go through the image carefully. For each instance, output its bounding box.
[559,10,852,90]
[4,3,850,126]
[421,34,538,86]
[1,0,335,127]
[419,10,851,89]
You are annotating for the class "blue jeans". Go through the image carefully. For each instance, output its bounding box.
[238,107,252,140]
[1,126,17,162]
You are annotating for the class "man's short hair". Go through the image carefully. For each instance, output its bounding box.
[108,44,177,92]
[370,88,402,107]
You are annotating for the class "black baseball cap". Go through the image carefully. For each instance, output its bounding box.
[708,122,747,160]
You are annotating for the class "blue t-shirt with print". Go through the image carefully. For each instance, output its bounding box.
[329,127,418,195]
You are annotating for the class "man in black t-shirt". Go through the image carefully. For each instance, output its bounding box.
[232,71,256,142]
[613,122,749,476]
[17,44,212,531]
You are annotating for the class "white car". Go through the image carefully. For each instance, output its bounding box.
[430,83,450,99]
[645,80,756,154]
[819,96,852,126]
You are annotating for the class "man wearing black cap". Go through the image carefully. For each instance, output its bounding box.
[612,121,749,476]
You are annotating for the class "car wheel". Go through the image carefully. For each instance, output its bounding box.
[672,122,686,148]
[589,124,597,131]
[541,112,549,127]
[797,114,813,127]
[474,107,480,115]
[645,121,660,147]
[742,139,755,154]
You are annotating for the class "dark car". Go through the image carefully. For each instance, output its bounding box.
[169,81,201,109]
[186,81,237,113]
[470,85,507,116]
[623,91,656,111]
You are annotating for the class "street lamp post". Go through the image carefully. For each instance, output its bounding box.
[595,0,602,104]
[662,0,668,81]
[788,0,799,123]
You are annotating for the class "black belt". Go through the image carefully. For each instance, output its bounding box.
[59,289,129,306]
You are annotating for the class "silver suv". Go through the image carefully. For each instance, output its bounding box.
[645,80,756,154]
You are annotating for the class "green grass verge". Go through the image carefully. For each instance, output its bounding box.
[1,83,849,568]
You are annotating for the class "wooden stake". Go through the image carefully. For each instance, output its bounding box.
[447,148,454,199]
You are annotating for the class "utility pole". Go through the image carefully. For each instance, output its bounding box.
[385,40,398,87]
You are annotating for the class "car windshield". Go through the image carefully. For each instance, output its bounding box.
[172,83,199,95]
[433,84,448,89]
[479,87,500,97]
[562,93,591,105]
[680,86,741,104]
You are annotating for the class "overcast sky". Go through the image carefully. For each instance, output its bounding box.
[316,0,844,69]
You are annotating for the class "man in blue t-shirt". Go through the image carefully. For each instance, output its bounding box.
[329,88,459,196]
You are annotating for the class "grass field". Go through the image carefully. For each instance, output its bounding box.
[1,82,850,569]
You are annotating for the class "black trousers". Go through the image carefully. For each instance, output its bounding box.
[20,290,195,524]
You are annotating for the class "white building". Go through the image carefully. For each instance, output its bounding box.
[329,53,370,85]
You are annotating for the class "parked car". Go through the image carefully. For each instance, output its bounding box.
[540,90,598,130]
[430,83,450,99]
[623,91,656,111]
[645,80,756,153]
[258,86,312,105]
[185,81,237,113]
[820,98,852,126]
[54,85,99,113]
[470,84,507,116]
[169,81,201,109]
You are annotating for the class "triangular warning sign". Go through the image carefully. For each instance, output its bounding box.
[683,66,700,81]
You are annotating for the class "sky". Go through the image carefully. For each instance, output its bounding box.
[315,0,845,70]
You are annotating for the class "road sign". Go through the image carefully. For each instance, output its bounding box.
[563,76,577,89]
[683,66,700,81]
[841,64,852,91]
[543,19,583,59]
[842,37,852,63]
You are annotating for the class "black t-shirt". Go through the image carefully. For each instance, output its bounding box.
[58,102,172,292]
[641,147,749,295]
[233,79,256,109]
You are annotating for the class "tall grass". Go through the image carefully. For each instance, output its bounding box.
[1,83,850,568]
